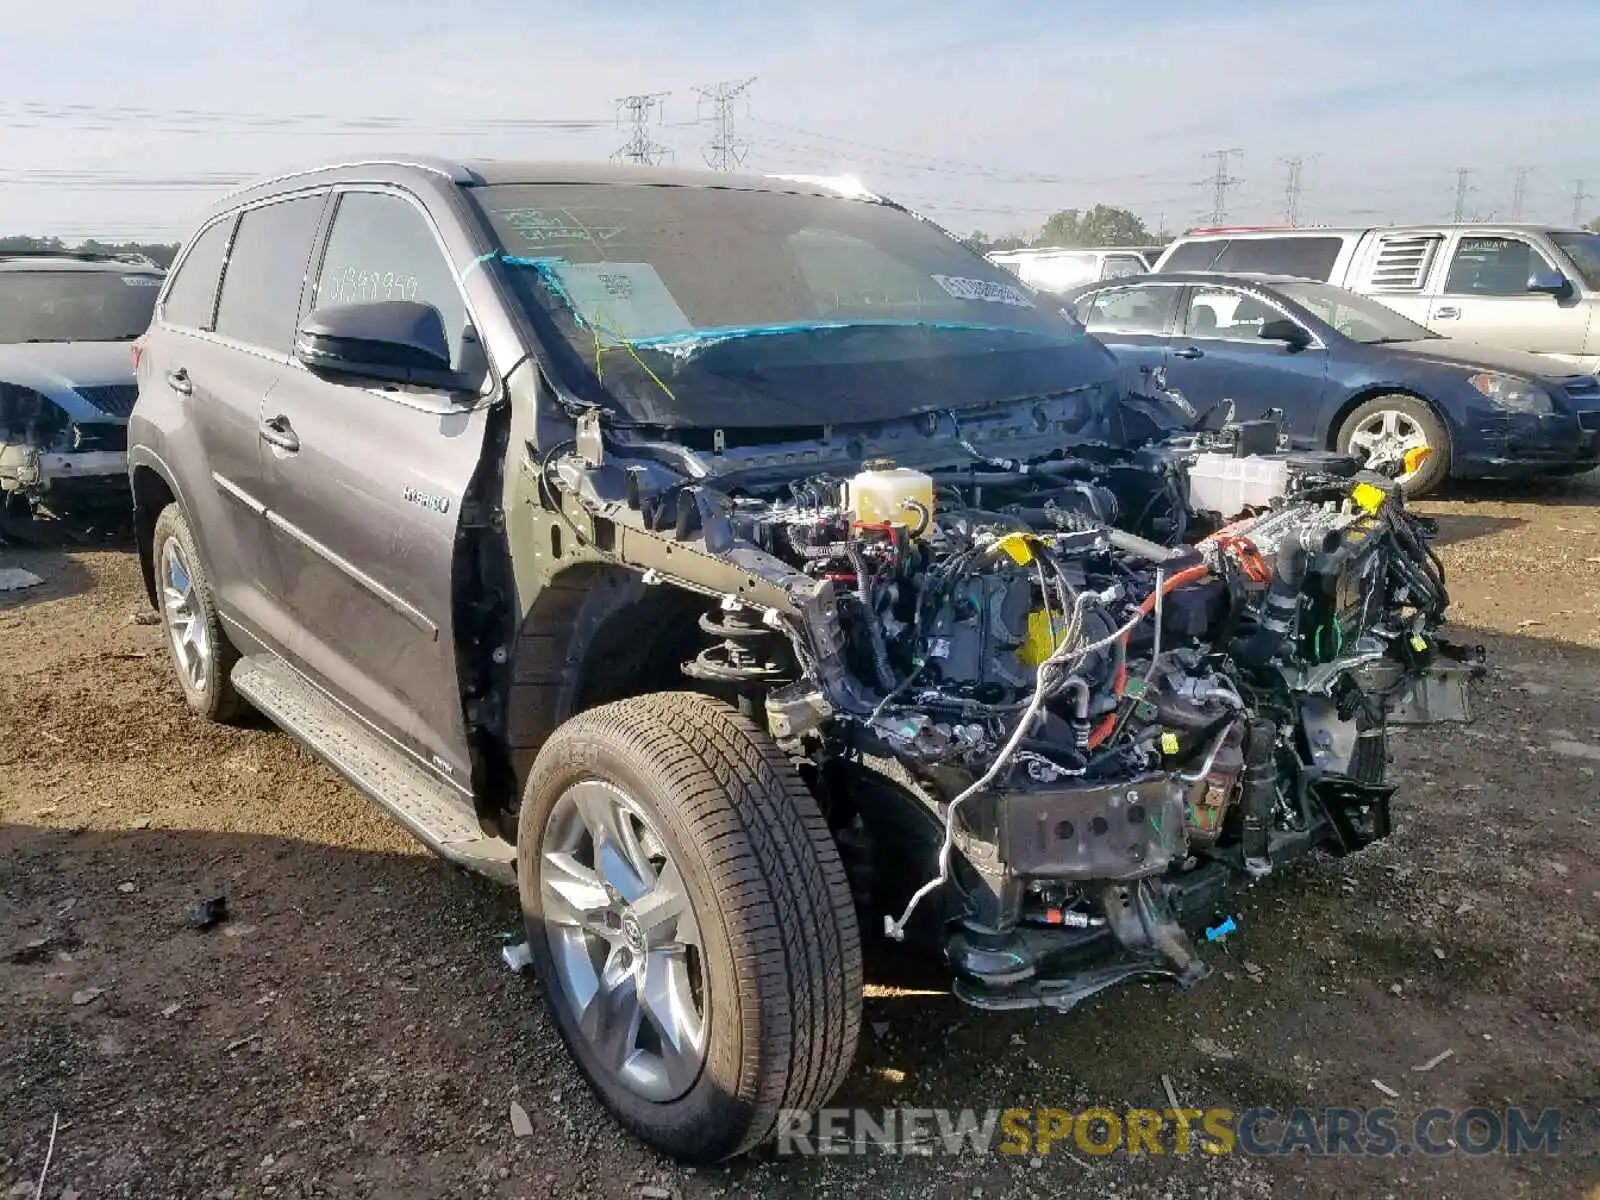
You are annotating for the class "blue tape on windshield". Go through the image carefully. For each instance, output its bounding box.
[459,251,498,280]
[628,318,1084,356]
[500,255,588,327]
[494,258,1085,357]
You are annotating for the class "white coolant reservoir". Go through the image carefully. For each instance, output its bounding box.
[1186,452,1291,519]
[846,463,935,537]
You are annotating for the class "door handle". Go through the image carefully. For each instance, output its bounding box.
[1173,345,1205,360]
[1434,306,1461,320]
[258,415,300,453]
[165,368,193,395]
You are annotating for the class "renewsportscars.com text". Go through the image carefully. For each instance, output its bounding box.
[774,1106,1564,1158]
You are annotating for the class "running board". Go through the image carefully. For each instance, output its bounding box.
[232,656,517,886]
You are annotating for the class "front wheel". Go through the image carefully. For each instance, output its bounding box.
[517,691,863,1163]
[1335,394,1451,497]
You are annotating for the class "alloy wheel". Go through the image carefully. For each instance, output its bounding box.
[160,536,211,694]
[539,780,708,1103]
[1345,408,1432,486]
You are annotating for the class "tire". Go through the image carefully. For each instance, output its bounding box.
[150,503,247,722]
[517,691,862,1163]
[1335,394,1451,498]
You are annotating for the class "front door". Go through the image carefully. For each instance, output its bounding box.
[256,186,492,781]
[1428,233,1592,359]
[1163,284,1329,440]
[1071,281,1184,393]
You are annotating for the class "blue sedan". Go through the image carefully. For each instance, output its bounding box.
[1061,271,1600,495]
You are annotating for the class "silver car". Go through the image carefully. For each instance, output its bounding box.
[0,251,162,521]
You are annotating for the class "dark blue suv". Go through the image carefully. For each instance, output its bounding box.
[1063,271,1600,495]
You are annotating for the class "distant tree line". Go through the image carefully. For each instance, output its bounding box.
[0,234,181,268]
[961,205,1165,256]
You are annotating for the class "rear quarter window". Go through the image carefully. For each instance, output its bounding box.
[1158,241,1227,271]
[1212,236,1343,281]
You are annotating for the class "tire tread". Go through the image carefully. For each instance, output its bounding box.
[523,690,862,1160]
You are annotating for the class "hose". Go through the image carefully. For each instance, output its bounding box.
[901,498,932,539]
[1086,564,1213,749]
[846,540,898,695]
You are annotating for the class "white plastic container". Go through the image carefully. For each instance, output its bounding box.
[1185,452,1290,518]
[846,465,935,536]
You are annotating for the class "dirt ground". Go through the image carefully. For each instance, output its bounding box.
[2,476,1598,1200]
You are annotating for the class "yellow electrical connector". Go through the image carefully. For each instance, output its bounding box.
[1160,731,1181,755]
[1350,482,1386,515]
[1017,609,1058,668]
[1410,634,1429,652]
[991,532,1035,565]
[1402,446,1434,476]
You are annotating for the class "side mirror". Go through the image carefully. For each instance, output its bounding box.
[1527,270,1573,298]
[1258,317,1312,349]
[295,300,467,389]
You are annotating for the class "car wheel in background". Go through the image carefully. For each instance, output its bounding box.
[1336,394,1451,497]
[517,691,862,1163]
[151,503,247,722]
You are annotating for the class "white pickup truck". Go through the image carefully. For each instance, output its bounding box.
[1151,224,1600,374]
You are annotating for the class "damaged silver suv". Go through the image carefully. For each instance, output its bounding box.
[128,158,1476,1163]
[1,250,163,523]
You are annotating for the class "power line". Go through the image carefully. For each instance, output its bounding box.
[1509,166,1533,220]
[1451,168,1475,222]
[693,79,756,172]
[0,101,608,135]
[611,93,672,166]
[1281,156,1307,226]
[1202,150,1242,225]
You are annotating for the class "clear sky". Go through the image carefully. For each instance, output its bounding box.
[2,0,1597,243]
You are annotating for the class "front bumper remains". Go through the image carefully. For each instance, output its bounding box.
[1453,408,1600,477]
[0,445,127,494]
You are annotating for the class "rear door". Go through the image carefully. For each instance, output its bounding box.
[1163,284,1329,437]
[256,185,493,781]
[139,195,327,646]
[1070,281,1183,387]
[1428,232,1591,357]
[202,191,332,651]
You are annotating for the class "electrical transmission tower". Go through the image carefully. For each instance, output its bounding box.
[1281,156,1307,226]
[1451,168,1475,222]
[1573,179,1590,226]
[1203,149,1243,225]
[1510,166,1533,220]
[693,78,756,172]
[611,93,672,166]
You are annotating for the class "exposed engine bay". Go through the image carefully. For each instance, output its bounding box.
[545,403,1482,1012]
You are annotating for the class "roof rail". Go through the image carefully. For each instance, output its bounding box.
[1183,225,1292,235]
[1182,224,1343,235]
[215,156,478,203]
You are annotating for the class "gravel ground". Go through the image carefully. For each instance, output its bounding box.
[2,476,1598,1200]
